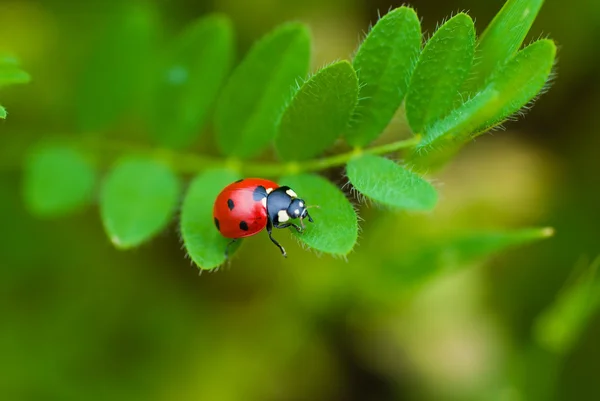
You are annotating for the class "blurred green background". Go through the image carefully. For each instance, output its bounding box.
[1,0,599,400]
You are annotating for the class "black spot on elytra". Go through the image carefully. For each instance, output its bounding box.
[239,221,249,231]
[214,217,220,231]
[227,199,234,210]
[253,185,267,201]
[235,178,244,183]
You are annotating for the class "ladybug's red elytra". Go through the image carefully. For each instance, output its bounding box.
[213,178,314,257]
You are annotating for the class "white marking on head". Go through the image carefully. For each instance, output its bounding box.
[294,209,300,216]
[286,189,297,198]
[261,198,267,208]
[266,187,274,194]
[298,202,303,207]
[278,210,290,222]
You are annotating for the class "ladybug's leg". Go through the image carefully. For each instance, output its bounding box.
[274,221,303,232]
[267,219,287,257]
[224,238,238,259]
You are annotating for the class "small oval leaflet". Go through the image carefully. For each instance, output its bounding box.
[346,6,421,147]
[24,145,97,217]
[76,3,160,132]
[405,13,476,134]
[149,14,234,148]
[0,54,30,118]
[276,60,359,161]
[215,22,311,158]
[477,39,556,131]
[382,227,554,288]
[280,174,358,255]
[100,158,180,248]
[413,40,556,161]
[347,154,437,211]
[534,256,600,355]
[181,169,242,269]
[466,0,545,92]
[0,65,30,87]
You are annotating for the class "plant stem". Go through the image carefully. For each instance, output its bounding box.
[298,135,421,173]
[82,135,421,177]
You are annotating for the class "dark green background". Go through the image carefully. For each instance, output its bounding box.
[1,0,599,400]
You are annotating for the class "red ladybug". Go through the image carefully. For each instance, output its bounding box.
[213,178,314,257]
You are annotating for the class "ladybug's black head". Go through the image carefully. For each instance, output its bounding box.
[287,198,306,219]
[267,186,314,228]
[287,198,314,226]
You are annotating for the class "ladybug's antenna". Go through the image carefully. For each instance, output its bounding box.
[300,205,318,226]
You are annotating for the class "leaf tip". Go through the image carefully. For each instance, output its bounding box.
[110,235,126,248]
[204,13,234,30]
[110,234,140,250]
[541,227,555,238]
[279,21,311,36]
[387,5,418,18]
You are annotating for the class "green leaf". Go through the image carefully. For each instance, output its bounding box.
[346,154,437,211]
[481,39,556,128]
[215,23,310,158]
[0,66,30,87]
[280,174,357,255]
[76,3,159,132]
[414,87,501,151]
[534,256,600,355]
[389,227,554,286]
[23,145,96,217]
[406,141,465,173]
[149,15,234,148]
[405,13,475,134]
[0,54,20,66]
[100,158,180,248]
[415,39,556,153]
[467,0,545,92]
[181,169,242,269]
[346,7,421,146]
[275,61,359,161]
[0,54,29,117]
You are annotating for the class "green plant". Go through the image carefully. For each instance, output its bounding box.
[22,0,556,270]
[0,54,30,118]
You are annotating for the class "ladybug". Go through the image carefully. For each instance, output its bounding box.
[213,178,314,257]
